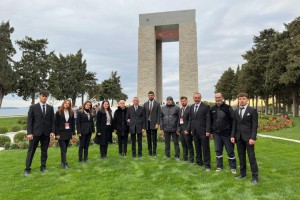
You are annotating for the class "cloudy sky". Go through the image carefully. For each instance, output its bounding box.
[1,0,299,107]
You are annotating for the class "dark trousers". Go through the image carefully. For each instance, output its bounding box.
[146,122,157,156]
[78,133,91,161]
[180,132,194,162]
[100,145,108,158]
[25,134,50,171]
[59,140,70,165]
[214,134,236,169]
[131,133,142,157]
[193,133,211,168]
[236,139,259,179]
[164,131,180,158]
[118,135,128,155]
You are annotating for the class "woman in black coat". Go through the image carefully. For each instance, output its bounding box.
[76,100,94,162]
[55,99,75,169]
[95,100,113,159]
[113,100,129,156]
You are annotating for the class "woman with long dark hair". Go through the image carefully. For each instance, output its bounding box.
[55,99,75,169]
[95,101,113,159]
[76,100,94,162]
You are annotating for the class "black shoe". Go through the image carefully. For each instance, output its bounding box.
[235,175,246,179]
[40,168,48,173]
[251,179,258,185]
[24,170,30,176]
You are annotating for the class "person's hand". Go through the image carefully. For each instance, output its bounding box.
[27,134,33,140]
[205,132,210,137]
[56,135,60,140]
[176,131,180,135]
[97,133,101,136]
[50,133,55,138]
[249,139,256,145]
[155,124,159,129]
[78,134,81,137]
[184,130,189,135]
[230,137,235,143]
[127,119,130,123]
[142,129,145,132]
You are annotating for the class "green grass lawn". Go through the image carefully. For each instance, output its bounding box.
[259,117,300,140]
[0,116,26,131]
[0,139,299,200]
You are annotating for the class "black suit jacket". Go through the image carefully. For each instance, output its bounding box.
[96,110,113,134]
[76,110,95,135]
[54,111,75,140]
[126,105,145,134]
[143,100,161,129]
[186,102,211,136]
[27,103,55,136]
[177,105,191,133]
[231,106,258,141]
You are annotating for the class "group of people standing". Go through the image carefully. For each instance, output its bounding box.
[24,90,259,185]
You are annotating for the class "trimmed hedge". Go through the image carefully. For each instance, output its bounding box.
[0,135,11,147]
[0,127,9,134]
[14,132,27,143]
[11,126,21,132]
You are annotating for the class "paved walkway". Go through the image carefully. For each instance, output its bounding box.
[258,134,300,143]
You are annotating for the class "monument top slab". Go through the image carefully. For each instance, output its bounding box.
[139,9,195,26]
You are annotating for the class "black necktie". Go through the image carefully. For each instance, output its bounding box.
[42,105,46,117]
[239,107,244,120]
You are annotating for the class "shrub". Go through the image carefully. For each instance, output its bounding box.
[22,125,27,130]
[18,141,29,149]
[11,126,21,132]
[112,132,118,143]
[157,131,165,142]
[14,132,27,143]
[10,143,19,149]
[0,127,9,134]
[0,135,11,147]
[4,142,11,150]
[17,117,27,125]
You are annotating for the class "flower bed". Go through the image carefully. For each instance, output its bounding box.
[258,114,293,132]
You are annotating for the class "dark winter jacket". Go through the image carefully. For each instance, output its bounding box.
[160,103,180,132]
[210,103,234,135]
[113,106,129,136]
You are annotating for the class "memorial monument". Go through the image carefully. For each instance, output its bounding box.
[137,9,198,103]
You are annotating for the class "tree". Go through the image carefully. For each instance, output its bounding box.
[280,17,300,116]
[100,71,128,105]
[14,36,50,105]
[215,67,236,105]
[0,21,16,108]
[48,50,97,106]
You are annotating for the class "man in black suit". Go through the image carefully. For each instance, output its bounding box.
[185,92,211,171]
[177,96,194,163]
[127,97,145,158]
[231,93,259,185]
[143,91,161,157]
[24,90,55,176]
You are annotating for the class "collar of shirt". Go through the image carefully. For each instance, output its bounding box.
[39,102,46,111]
[240,104,248,110]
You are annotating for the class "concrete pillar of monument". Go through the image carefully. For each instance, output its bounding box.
[179,22,198,102]
[156,40,162,103]
[137,26,156,104]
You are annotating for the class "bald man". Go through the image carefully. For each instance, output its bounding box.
[185,92,211,171]
[210,93,236,173]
